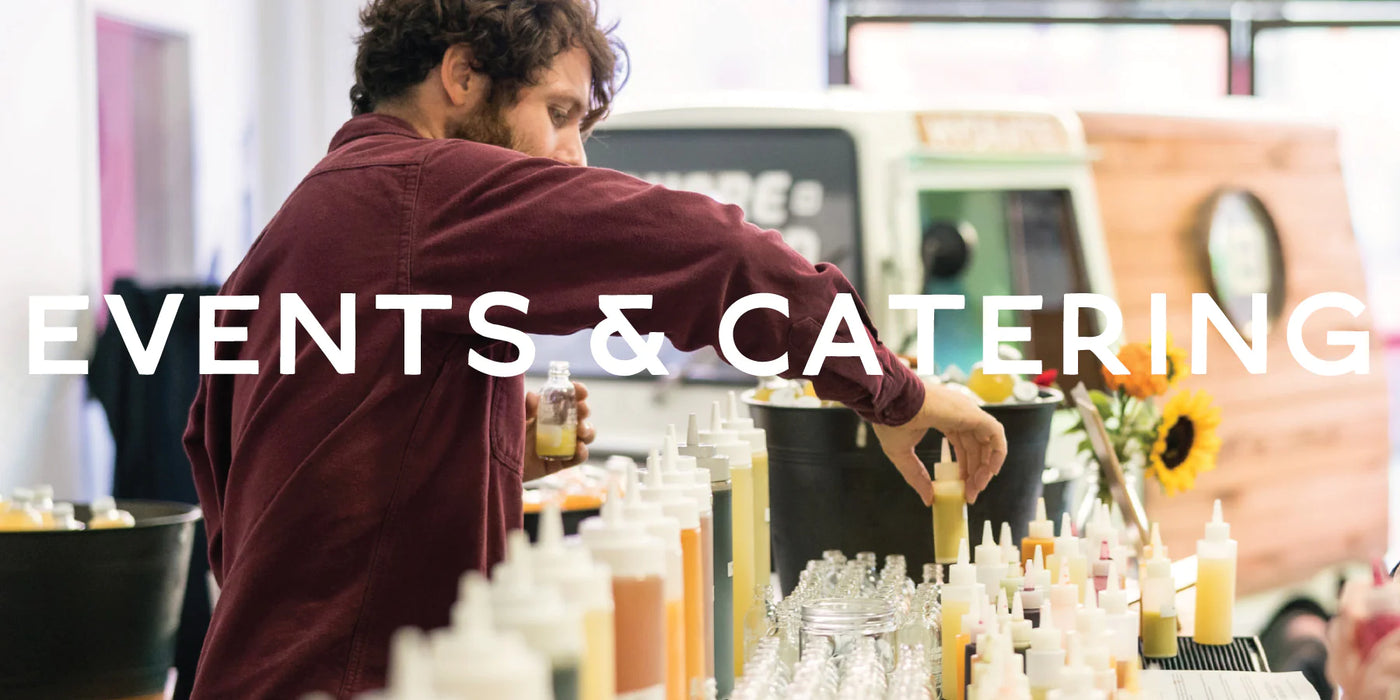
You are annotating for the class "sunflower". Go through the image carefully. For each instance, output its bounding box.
[1101,341,1189,399]
[1149,390,1223,495]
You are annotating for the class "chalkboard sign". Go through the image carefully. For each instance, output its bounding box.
[530,127,864,381]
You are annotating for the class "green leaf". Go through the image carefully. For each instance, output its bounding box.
[1076,438,1094,456]
[1088,390,1114,418]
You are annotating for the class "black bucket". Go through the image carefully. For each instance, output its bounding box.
[0,500,201,699]
[748,392,1060,595]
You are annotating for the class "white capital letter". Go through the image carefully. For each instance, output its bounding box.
[377,294,452,375]
[29,295,89,375]
[591,295,668,376]
[1192,293,1267,374]
[467,292,535,377]
[281,294,356,374]
[803,294,880,376]
[890,294,965,376]
[1288,292,1369,376]
[720,294,790,376]
[105,293,182,375]
[983,296,1043,374]
[200,296,260,375]
[1063,293,1126,376]
[1151,293,1168,374]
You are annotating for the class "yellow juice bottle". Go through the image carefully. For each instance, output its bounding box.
[941,540,980,700]
[0,489,43,532]
[1194,500,1237,646]
[535,361,579,460]
[723,392,770,604]
[1021,498,1055,566]
[88,496,136,529]
[1141,556,1178,658]
[931,441,967,564]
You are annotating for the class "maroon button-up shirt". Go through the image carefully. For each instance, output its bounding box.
[184,114,924,698]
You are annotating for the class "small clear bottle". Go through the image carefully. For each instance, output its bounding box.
[535,361,578,461]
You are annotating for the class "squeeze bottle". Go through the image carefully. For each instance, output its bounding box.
[661,427,716,688]
[1021,547,1050,626]
[976,520,1006,597]
[699,402,755,674]
[1098,563,1138,687]
[1140,555,1177,659]
[1010,592,1033,653]
[1026,607,1064,700]
[942,539,984,700]
[436,572,551,700]
[680,414,733,694]
[1045,514,1078,591]
[621,464,685,700]
[580,484,668,700]
[492,530,584,700]
[533,502,616,700]
[1022,498,1055,566]
[722,391,770,609]
[643,448,706,694]
[1193,499,1237,645]
[932,440,969,564]
[1049,560,1078,641]
[383,627,438,700]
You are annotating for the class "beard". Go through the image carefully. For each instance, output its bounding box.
[445,98,517,151]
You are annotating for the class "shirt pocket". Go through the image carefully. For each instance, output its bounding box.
[487,372,525,475]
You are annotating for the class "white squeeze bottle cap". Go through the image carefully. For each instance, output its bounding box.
[491,531,584,666]
[723,391,767,454]
[1028,498,1054,541]
[1028,547,1051,590]
[533,502,613,613]
[438,572,551,700]
[1144,522,1168,561]
[703,403,753,470]
[1199,500,1237,558]
[934,439,959,482]
[1055,513,1078,553]
[643,450,701,531]
[1011,592,1033,648]
[1032,605,1062,652]
[1101,563,1139,662]
[661,432,713,516]
[999,522,1018,565]
[977,520,1004,565]
[579,482,667,580]
[684,414,730,482]
[385,627,437,700]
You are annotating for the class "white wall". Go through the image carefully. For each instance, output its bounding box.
[0,1,98,498]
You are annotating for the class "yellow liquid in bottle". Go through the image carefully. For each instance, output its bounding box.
[932,481,967,564]
[681,527,705,690]
[666,597,685,700]
[1194,557,1236,645]
[730,464,755,674]
[1068,557,1088,601]
[940,598,971,699]
[1142,611,1178,658]
[1031,689,1049,700]
[582,607,616,700]
[0,507,44,532]
[536,424,577,458]
[1044,553,1061,582]
[1021,538,1053,567]
[751,451,771,605]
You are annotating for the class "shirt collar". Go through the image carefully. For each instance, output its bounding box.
[328,113,424,152]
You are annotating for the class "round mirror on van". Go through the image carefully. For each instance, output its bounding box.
[1197,189,1286,340]
[922,219,977,280]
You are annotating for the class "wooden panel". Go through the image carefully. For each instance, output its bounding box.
[1080,111,1390,595]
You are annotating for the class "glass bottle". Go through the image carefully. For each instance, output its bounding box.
[535,361,578,461]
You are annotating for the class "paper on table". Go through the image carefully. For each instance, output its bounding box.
[1141,670,1321,700]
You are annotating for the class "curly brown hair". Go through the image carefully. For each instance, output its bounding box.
[350,0,626,131]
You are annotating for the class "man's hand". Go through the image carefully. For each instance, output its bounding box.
[871,377,1008,506]
[523,381,597,482]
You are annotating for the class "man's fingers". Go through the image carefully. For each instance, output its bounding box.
[890,446,933,507]
[578,420,597,444]
[572,381,588,401]
[577,400,591,421]
[525,391,540,418]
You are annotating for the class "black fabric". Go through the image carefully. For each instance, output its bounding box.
[89,278,219,700]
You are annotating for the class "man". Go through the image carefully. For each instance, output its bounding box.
[184,0,1008,697]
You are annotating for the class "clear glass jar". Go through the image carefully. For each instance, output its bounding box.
[799,598,897,675]
[535,361,577,461]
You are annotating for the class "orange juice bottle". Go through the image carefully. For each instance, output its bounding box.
[0,488,44,531]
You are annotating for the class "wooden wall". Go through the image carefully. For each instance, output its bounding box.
[1080,112,1390,595]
